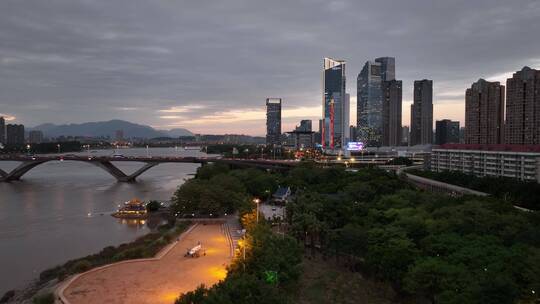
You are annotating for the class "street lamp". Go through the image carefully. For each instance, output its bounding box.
[26,144,30,155]
[57,144,61,154]
[253,198,261,223]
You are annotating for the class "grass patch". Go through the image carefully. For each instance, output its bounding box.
[32,293,54,304]
[39,221,190,283]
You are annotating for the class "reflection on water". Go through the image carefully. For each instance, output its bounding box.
[118,218,148,226]
[0,147,204,294]
[116,216,167,230]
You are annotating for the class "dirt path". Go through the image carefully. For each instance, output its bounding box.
[62,224,231,304]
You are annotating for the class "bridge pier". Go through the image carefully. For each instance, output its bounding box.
[0,160,50,182]
[90,161,159,182]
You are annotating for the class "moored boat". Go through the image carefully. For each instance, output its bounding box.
[112,198,147,219]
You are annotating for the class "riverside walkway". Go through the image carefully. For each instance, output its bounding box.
[59,223,232,304]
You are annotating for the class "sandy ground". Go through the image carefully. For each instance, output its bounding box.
[62,224,231,304]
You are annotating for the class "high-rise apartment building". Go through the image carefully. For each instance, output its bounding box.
[357,57,398,146]
[6,124,25,145]
[0,116,5,144]
[435,119,460,145]
[381,79,402,146]
[266,98,282,146]
[28,130,44,144]
[322,58,347,149]
[464,79,505,144]
[505,66,540,144]
[410,79,433,145]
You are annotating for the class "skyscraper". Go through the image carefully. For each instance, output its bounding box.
[435,119,460,145]
[322,57,346,149]
[266,98,282,146]
[465,79,505,144]
[357,57,397,146]
[376,57,396,81]
[410,79,433,145]
[344,93,350,144]
[382,79,402,146]
[0,116,5,144]
[505,66,540,144]
[6,124,25,145]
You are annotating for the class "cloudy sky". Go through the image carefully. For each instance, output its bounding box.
[0,0,539,135]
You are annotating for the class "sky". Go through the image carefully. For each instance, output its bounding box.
[0,0,539,136]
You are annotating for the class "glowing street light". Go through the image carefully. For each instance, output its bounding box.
[253,198,261,223]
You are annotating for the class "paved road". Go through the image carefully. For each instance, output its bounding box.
[260,203,286,221]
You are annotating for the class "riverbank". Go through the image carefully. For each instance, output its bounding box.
[1,221,190,304]
[0,147,203,294]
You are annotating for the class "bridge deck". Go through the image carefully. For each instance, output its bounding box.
[0,156,297,182]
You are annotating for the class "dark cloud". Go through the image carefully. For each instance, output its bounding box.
[1,0,539,134]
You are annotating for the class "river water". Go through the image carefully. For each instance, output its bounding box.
[0,147,204,295]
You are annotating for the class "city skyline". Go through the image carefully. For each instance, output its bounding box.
[3,2,540,302]
[1,1,540,135]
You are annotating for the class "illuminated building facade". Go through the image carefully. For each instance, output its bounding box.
[322,58,347,149]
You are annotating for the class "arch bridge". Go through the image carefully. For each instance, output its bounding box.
[0,155,296,182]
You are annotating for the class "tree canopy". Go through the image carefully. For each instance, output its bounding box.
[172,164,540,303]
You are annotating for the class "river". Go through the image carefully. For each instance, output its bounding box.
[0,147,205,295]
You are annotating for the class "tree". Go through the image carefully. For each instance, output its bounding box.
[404,257,466,304]
[365,227,418,284]
[146,200,161,212]
[196,163,230,180]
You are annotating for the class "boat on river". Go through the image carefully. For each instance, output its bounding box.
[112,198,147,219]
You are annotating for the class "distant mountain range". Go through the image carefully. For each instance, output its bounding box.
[30,120,193,139]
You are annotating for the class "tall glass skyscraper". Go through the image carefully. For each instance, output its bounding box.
[357,57,396,146]
[322,58,347,149]
[266,98,282,146]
